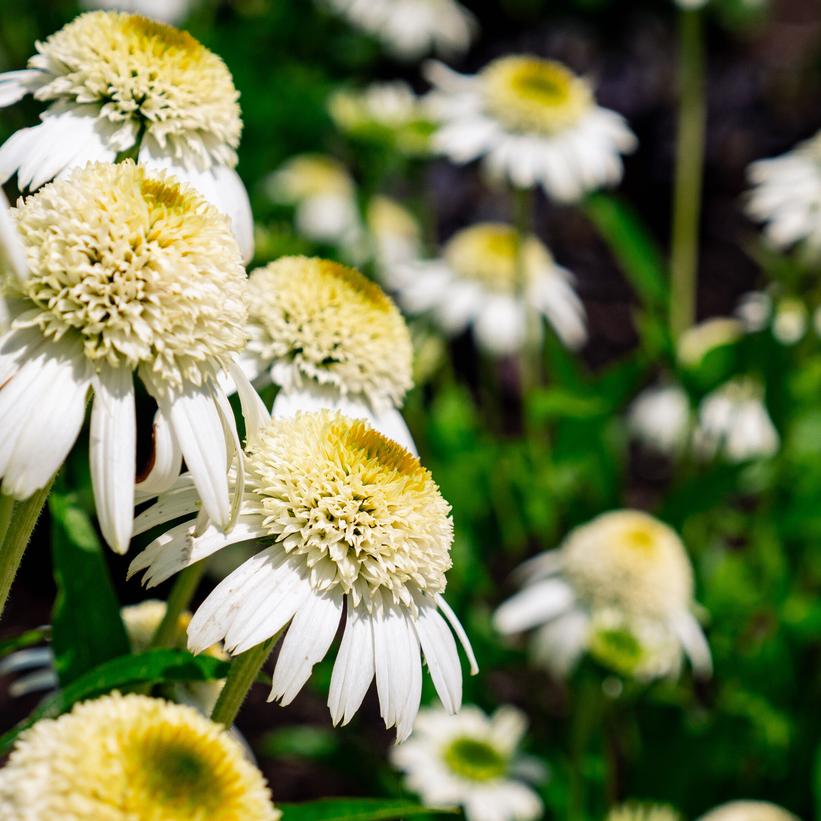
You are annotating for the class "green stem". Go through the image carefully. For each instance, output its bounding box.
[0,495,14,553]
[210,634,278,727]
[670,9,706,340]
[568,675,601,821]
[0,479,54,619]
[150,562,207,649]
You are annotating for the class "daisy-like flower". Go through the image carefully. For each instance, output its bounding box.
[0,11,253,262]
[241,256,417,451]
[628,384,691,457]
[608,804,682,821]
[129,410,478,741]
[367,196,423,274]
[323,0,476,61]
[426,56,637,203]
[393,222,586,356]
[80,0,197,24]
[746,131,821,258]
[697,802,799,821]
[494,510,711,681]
[0,692,279,820]
[0,161,264,553]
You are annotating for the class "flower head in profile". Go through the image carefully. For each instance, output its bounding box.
[129,410,477,741]
[0,692,279,820]
[697,802,799,821]
[426,56,637,202]
[0,11,252,260]
[0,161,263,553]
[391,705,543,821]
[324,0,476,61]
[494,510,711,680]
[392,222,586,356]
[242,256,417,450]
[608,803,682,821]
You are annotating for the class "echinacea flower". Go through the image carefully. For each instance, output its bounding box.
[697,802,799,821]
[0,11,253,261]
[746,131,821,258]
[391,705,543,821]
[0,692,279,820]
[129,410,478,741]
[392,222,586,356]
[241,256,417,451]
[367,196,423,271]
[323,0,476,61]
[628,384,691,456]
[0,161,263,552]
[80,0,196,25]
[608,804,682,821]
[426,56,637,202]
[494,510,711,681]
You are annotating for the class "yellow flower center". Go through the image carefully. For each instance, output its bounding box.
[482,56,593,135]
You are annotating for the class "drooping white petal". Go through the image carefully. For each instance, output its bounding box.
[136,408,183,497]
[370,405,417,455]
[132,481,200,536]
[671,610,712,677]
[530,607,589,676]
[473,294,528,355]
[0,189,28,285]
[228,360,269,443]
[0,69,41,108]
[436,594,479,675]
[493,578,576,634]
[0,646,53,677]
[328,604,376,727]
[413,598,462,714]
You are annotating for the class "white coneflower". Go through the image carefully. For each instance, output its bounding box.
[0,162,263,552]
[0,189,27,290]
[241,256,416,451]
[426,56,637,203]
[736,291,809,345]
[746,131,821,258]
[494,510,711,680]
[608,804,682,821]
[367,196,423,273]
[129,411,478,741]
[323,0,476,61]
[697,802,799,821]
[693,378,779,462]
[628,384,691,457]
[0,692,279,820]
[391,705,543,821]
[80,0,196,25]
[393,223,586,356]
[0,11,252,261]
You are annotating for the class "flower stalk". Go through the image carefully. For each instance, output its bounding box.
[150,562,207,649]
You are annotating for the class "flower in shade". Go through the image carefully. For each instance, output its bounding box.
[0,692,278,820]
[80,0,196,24]
[367,196,423,272]
[676,317,743,369]
[628,384,691,457]
[426,56,637,202]
[323,0,476,61]
[0,11,253,261]
[391,705,543,821]
[241,256,417,451]
[129,410,477,741]
[736,290,809,346]
[392,222,586,356]
[0,161,264,553]
[494,510,711,680]
[697,802,799,821]
[608,804,682,821]
[746,131,821,258]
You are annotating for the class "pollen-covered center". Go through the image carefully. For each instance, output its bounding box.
[482,56,593,135]
[562,510,694,619]
[30,11,241,167]
[245,257,413,408]
[442,736,509,782]
[10,161,247,393]
[245,411,453,611]
[444,223,553,293]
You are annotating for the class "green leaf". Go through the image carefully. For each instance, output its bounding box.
[49,492,131,686]
[0,649,229,754]
[279,799,448,821]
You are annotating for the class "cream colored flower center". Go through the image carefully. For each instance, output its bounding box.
[442,736,508,782]
[245,257,413,408]
[482,56,593,135]
[31,11,241,168]
[11,162,247,393]
[245,411,453,611]
[444,223,552,293]
[562,511,694,619]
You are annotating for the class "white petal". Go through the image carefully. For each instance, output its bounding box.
[0,70,40,107]
[136,408,182,496]
[228,360,269,443]
[132,481,200,536]
[0,646,53,676]
[672,610,712,677]
[0,189,28,285]
[436,594,479,675]
[328,604,376,726]
[414,598,462,714]
[493,578,576,634]
[530,608,589,676]
[473,295,527,355]
[370,406,417,455]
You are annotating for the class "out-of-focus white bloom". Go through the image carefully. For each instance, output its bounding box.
[694,379,779,462]
[80,0,195,24]
[393,223,586,356]
[494,510,711,681]
[323,0,476,61]
[426,56,637,203]
[697,802,799,821]
[675,0,708,9]
[608,804,682,821]
[391,705,543,821]
[677,318,743,368]
[736,291,809,345]
[367,196,423,271]
[240,256,417,452]
[0,11,253,261]
[628,384,691,456]
[747,132,821,257]
[129,411,477,742]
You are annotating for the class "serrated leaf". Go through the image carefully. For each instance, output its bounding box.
[279,798,448,821]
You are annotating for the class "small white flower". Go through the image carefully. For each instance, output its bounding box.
[696,802,799,821]
[426,56,637,202]
[0,162,263,553]
[494,510,711,681]
[129,410,477,741]
[0,11,253,261]
[628,384,692,456]
[393,222,586,356]
[241,256,416,452]
[746,131,821,258]
[675,0,708,9]
[391,705,543,821]
[80,0,196,24]
[694,378,779,462]
[367,196,423,272]
[323,0,476,61]
[736,291,808,345]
